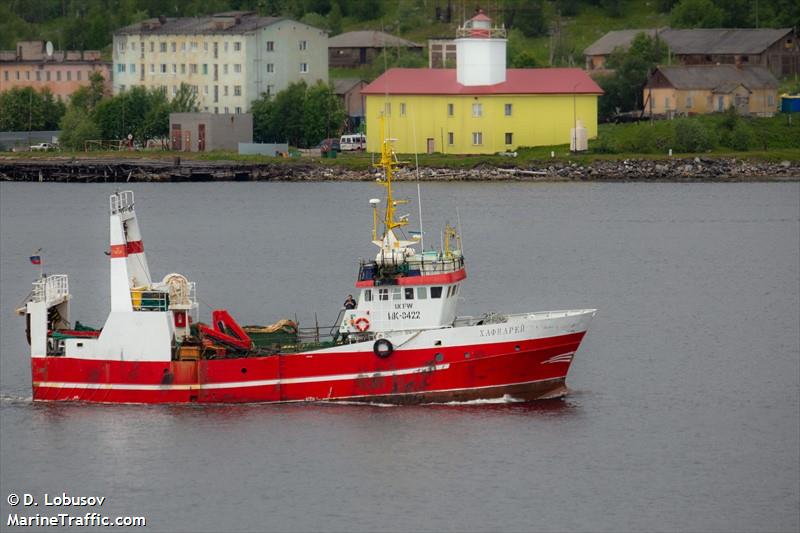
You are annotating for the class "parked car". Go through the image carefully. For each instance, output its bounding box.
[30,142,56,151]
[316,138,340,152]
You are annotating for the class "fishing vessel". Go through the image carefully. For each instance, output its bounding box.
[17,123,595,404]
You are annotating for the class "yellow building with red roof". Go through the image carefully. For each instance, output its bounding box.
[362,11,602,155]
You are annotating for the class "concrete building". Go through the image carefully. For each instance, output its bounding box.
[113,11,328,114]
[644,65,779,117]
[584,28,799,78]
[362,11,602,154]
[328,30,423,68]
[169,112,252,152]
[0,40,111,100]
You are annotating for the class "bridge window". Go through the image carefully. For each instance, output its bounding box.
[404,288,414,300]
[391,288,402,300]
[379,288,389,301]
[417,287,427,299]
[363,289,372,302]
[431,286,443,299]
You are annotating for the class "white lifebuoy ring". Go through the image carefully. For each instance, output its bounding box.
[354,317,370,332]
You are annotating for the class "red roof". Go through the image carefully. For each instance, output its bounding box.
[362,68,604,96]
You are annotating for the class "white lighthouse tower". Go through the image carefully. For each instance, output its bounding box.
[455,9,507,86]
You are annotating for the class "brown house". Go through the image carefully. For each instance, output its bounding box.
[644,64,779,117]
[333,78,366,120]
[328,31,423,68]
[585,28,799,78]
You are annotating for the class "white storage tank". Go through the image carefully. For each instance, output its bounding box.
[570,120,588,152]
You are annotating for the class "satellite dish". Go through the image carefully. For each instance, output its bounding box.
[45,41,54,57]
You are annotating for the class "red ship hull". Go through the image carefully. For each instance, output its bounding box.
[31,332,586,404]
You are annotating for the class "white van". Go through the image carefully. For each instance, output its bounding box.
[340,133,366,151]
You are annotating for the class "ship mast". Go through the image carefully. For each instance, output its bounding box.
[374,115,408,241]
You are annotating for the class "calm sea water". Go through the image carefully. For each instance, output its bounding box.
[1,181,798,532]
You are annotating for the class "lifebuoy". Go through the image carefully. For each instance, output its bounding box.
[373,338,393,358]
[354,317,370,332]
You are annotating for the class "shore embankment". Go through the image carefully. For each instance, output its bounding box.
[1,156,798,182]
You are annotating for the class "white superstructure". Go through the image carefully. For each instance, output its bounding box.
[455,10,507,86]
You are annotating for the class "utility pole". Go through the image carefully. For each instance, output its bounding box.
[28,89,32,147]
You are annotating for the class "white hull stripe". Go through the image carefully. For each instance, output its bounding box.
[541,352,575,364]
[33,363,451,391]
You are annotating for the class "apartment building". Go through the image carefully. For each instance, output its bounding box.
[0,40,111,100]
[112,11,328,113]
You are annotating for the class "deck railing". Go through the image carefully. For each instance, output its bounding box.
[31,275,69,304]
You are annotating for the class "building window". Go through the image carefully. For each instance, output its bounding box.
[172,64,176,74]
[234,64,241,73]
[224,106,229,113]
[180,64,186,74]
[235,106,241,114]
[130,64,135,73]
[400,102,406,116]
[234,85,241,96]
[118,63,126,73]
[78,70,82,80]
[46,71,50,81]
[204,42,208,52]
[56,71,61,81]
[299,40,307,50]
[192,85,198,94]
[384,102,391,116]
[267,84,274,96]
[266,41,274,52]
[191,64,198,74]
[150,64,155,74]
[686,95,693,109]
[160,42,167,52]
[664,96,670,109]
[224,42,229,53]
[202,64,208,75]
[36,71,41,81]
[472,132,483,145]
[472,103,482,117]
[266,63,274,73]
[191,42,198,51]
[447,102,454,116]
[130,42,135,51]
[140,42,145,57]
[214,107,218,114]
[120,84,125,91]
[14,71,19,80]
[181,42,186,52]
[160,64,167,73]
[172,85,177,96]
[223,64,228,75]
[118,41,124,52]
[504,132,513,144]
[768,94,774,106]
[204,85,209,95]
[66,71,71,81]
[223,85,229,96]
[150,42,154,52]
[234,42,241,52]
[448,132,454,145]
[504,103,512,116]
[300,63,308,73]
[171,42,176,52]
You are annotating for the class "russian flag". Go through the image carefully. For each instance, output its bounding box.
[29,249,42,265]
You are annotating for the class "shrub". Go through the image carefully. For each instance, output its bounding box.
[673,119,716,152]
[591,135,618,154]
[729,122,756,151]
[621,125,658,153]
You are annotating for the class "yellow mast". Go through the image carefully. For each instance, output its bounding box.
[374,115,408,240]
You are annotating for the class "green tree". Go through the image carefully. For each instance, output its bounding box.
[504,0,547,37]
[302,81,345,147]
[327,1,343,35]
[670,0,724,28]
[600,32,667,119]
[58,107,101,150]
[0,87,64,131]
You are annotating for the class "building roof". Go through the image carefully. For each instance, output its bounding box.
[585,27,793,56]
[583,29,664,55]
[333,78,366,95]
[652,64,779,91]
[328,30,422,49]
[115,13,284,35]
[362,68,603,95]
[662,28,793,54]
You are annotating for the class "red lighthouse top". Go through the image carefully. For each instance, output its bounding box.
[458,9,504,39]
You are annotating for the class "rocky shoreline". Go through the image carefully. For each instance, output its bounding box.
[0,156,797,182]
